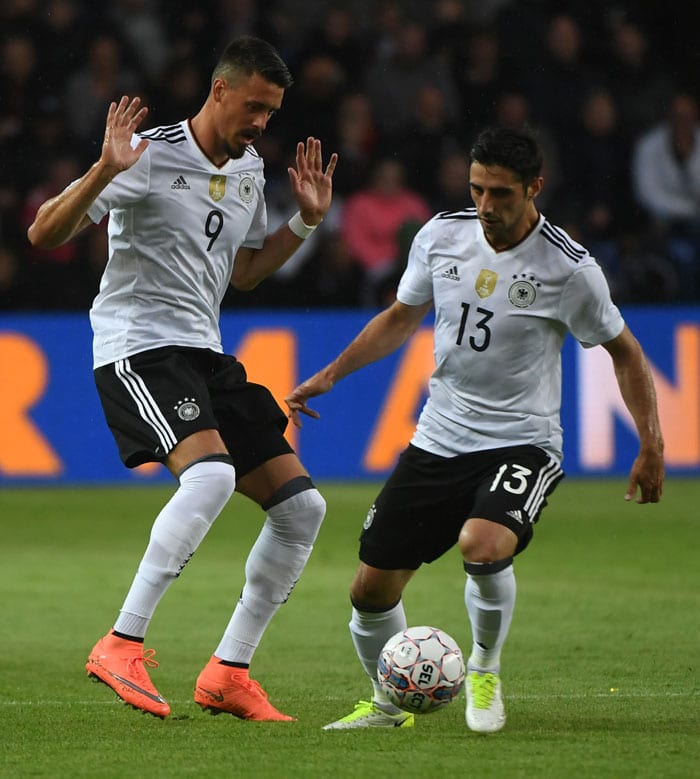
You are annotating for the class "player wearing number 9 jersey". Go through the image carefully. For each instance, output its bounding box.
[28,35,338,722]
[286,126,664,733]
[88,120,267,367]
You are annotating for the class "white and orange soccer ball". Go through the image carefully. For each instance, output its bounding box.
[377,625,465,714]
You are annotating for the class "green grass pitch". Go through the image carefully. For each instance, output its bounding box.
[1,479,698,778]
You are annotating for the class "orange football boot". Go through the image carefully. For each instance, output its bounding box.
[194,656,295,721]
[86,631,170,718]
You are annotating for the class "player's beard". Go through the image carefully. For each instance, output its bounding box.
[225,129,260,160]
[225,142,246,159]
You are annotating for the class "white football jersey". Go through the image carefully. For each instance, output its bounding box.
[87,120,267,367]
[397,209,624,462]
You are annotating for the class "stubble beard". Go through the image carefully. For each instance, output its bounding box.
[224,141,246,160]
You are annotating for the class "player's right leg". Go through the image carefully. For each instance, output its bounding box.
[86,447,236,716]
[323,564,416,730]
[324,446,458,731]
[87,349,237,716]
[86,631,171,718]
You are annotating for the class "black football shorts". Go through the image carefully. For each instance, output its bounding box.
[359,443,565,570]
[94,346,293,475]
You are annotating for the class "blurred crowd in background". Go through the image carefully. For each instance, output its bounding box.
[1,0,699,310]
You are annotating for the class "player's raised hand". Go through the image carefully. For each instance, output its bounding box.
[285,370,335,429]
[287,137,338,226]
[100,96,150,173]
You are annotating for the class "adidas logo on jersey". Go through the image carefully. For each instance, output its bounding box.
[441,265,460,281]
[171,175,190,190]
[505,509,524,524]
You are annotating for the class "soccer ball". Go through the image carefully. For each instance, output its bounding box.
[377,625,465,714]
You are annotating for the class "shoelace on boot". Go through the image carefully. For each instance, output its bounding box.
[470,673,497,709]
[125,648,159,680]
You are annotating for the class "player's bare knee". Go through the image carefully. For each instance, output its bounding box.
[349,568,402,610]
[458,520,515,563]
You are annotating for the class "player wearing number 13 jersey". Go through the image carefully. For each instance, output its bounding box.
[28,36,338,722]
[286,127,664,733]
[401,205,622,464]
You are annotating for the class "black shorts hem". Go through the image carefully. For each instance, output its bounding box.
[95,347,294,475]
[359,543,424,571]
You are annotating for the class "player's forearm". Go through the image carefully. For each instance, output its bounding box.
[325,302,428,385]
[27,160,118,248]
[230,222,306,290]
[614,349,664,455]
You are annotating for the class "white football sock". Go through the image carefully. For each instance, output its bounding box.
[214,486,326,664]
[349,601,407,708]
[464,563,516,673]
[113,460,236,638]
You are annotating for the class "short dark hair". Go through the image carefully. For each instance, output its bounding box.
[470,127,543,183]
[212,35,293,89]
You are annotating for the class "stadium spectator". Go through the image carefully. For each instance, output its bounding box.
[632,92,700,228]
[340,157,431,306]
[108,0,169,83]
[560,87,632,251]
[631,92,700,299]
[492,88,561,212]
[63,30,142,144]
[37,0,91,90]
[429,150,471,213]
[274,53,346,151]
[20,154,94,309]
[393,83,466,198]
[451,28,512,130]
[296,6,367,78]
[364,19,460,139]
[331,91,379,197]
[208,0,259,53]
[370,0,408,62]
[152,57,208,125]
[427,0,472,69]
[297,229,366,308]
[604,14,675,143]
[5,0,697,306]
[524,13,603,140]
[0,34,46,194]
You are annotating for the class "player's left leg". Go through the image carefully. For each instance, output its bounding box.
[459,447,564,733]
[459,524,516,734]
[194,453,326,721]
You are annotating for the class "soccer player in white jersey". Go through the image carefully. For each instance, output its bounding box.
[27,36,337,721]
[286,126,664,733]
